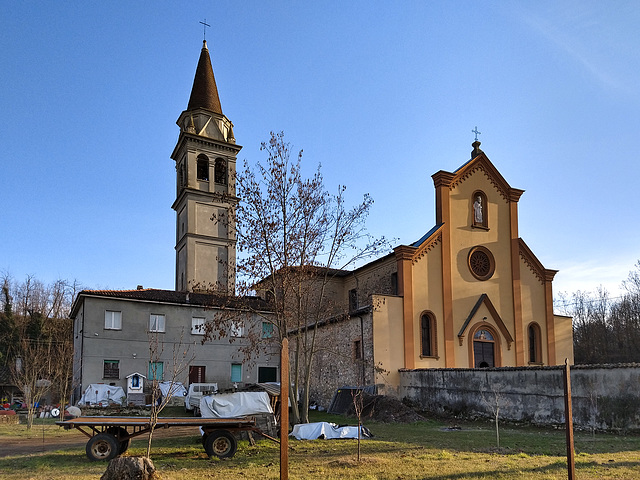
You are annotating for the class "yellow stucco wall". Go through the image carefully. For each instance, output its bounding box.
[519,257,550,364]
[411,242,445,367]
[371,294,404,396]
[554,314,575,364]
[448,169,516,367]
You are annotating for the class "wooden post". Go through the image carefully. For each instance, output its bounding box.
[280,338,289,480]
[563,359,575,480]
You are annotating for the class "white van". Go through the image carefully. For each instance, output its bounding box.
[184,383,218,414]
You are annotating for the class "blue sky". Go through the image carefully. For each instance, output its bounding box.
[2,1,639,299]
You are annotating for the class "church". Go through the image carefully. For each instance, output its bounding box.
[297,141,574,407]
[70,39,573,409]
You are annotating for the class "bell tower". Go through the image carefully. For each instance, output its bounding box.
[171,41,240,293]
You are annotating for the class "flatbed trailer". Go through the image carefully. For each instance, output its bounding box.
[56,416,277,461]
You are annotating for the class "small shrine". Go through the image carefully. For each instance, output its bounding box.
[126,372,146,406]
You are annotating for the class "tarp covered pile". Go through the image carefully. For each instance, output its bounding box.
[290,422,372,440]
[77,384,126,406]
[158,381,186,399]
[200,391,273,418]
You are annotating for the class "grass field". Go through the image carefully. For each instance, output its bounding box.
[1,410,639,479]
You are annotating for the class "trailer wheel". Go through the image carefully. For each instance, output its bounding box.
[86,433,119,461]
[106,427,131,454]
[204,430,237,458]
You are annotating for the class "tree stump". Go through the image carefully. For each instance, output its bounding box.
[101,456,158,480]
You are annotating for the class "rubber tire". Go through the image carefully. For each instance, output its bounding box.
[106,427,130,454]
[86,433,119,461]
[203,430,237,459]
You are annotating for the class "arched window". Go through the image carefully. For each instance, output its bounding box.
[471,190,488,229]
[214,158,227,185]
[420,312,437,358]
[528,323,542,364]
[197,155,209,181]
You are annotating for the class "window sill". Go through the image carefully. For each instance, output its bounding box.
[420,355,440,360]
[528,361,544,366]
[471,224,489,231]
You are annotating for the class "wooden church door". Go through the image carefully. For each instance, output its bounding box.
[473,329,495,368]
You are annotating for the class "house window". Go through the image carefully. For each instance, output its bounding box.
[149,314,166,333]
[230,321,244,338]
[149,361,164,381]
[390,272,398,295]
[231,363,242,383]
[262,322,274,338]
[349,289,358,312]
[214,158,227,184]
[104,310,122,330]
[472,191,488,229]
[103,360,119,379]
[353,340,362,360]
[420,312,437,358]
[191,317,205,335]
[197,155,209,181]
[528,323,542,364]
[258,366,278,383]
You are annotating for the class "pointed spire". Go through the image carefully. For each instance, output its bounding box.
[187,40,223,114]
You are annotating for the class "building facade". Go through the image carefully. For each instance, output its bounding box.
[70,289,277,402]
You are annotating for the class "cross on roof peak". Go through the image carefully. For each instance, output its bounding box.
[472,126,481,142]
[199,19,211,41]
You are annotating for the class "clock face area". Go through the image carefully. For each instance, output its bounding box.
[468,246,495,281]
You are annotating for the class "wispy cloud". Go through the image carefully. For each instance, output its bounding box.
[509,2,638,97]
[554,258,633,297]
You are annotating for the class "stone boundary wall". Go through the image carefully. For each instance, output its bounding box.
[399,364,640,432]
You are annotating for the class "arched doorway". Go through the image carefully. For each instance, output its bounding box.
[473,328,495,368]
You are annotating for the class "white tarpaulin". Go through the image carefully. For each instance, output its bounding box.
[200,391,273,418]
[77,384,126,406]
[159,381,186,399]
[290,422,371,440]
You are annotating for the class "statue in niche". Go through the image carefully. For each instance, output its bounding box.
[473,195,483,224]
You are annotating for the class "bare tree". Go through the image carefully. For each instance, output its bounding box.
[351,389,365,462]
[146,328,195,458]
[480,379,510,449]
[10,334,54,429]
[207,132,388,425]
[2,275,79,427]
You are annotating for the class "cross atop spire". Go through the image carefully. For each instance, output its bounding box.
[199,19,211,41]
[472,126,481,142]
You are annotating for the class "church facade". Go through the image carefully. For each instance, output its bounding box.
[301,142,574,407]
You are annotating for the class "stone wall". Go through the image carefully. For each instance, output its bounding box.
[400,364,640,432]
[296,313,375,408]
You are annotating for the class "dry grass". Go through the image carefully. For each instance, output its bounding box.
[1,412,640,479]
